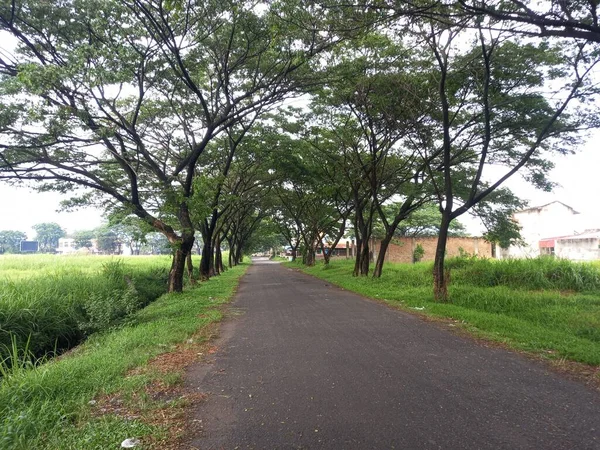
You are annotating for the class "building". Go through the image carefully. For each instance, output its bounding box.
[540,229,600,261]
[56,238,99,255]
[498,201,581,259]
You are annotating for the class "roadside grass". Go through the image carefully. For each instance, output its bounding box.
[289,258,600,366]
[0,255,174,364]
[0,262,248,449]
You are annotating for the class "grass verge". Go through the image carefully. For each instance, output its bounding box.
[287,258,600,377]
[0,262,248,450]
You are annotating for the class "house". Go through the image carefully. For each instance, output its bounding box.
[497,201,581,259]
[541,229,600,261]
[56,238,99,255]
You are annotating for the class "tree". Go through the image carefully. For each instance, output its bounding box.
[0,0,340,292]
[32,222,65,252]
[111,217,148,256]
[458,0,600,43]
[95,225,122,254]
[0,230,26,253]
[304,33,436,276]
[392,203,467,237]
[72,230,94,249]
[143,232,171,255]
[412,14,597,301]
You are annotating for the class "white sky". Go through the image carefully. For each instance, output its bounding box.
[1,130,599,238]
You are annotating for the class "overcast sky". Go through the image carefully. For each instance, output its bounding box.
[1,128,599,239]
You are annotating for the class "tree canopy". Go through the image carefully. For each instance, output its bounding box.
[1,0,598,299]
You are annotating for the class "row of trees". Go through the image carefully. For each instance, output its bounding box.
[0,222,66,253]
[1,1,599,299]
[70,221,172,255]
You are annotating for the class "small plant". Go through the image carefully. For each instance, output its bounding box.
[412,244,425,263]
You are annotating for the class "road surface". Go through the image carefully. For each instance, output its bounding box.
[184,258,600,449]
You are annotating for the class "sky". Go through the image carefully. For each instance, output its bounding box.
[1,129,599,239]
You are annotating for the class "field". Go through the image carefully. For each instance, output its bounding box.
[0,254,248,448]
[292,256,600,366]
[0,255,173,367]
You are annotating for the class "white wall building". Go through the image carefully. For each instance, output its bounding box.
[56,238,99,255]
[498,201,581,259]
[541,230,600,261]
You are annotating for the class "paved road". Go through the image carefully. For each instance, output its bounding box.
[185,258,600,449]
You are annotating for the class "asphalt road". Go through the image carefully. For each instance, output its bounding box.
[185,258,600,450]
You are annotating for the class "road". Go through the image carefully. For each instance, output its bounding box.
[184,258,600,449]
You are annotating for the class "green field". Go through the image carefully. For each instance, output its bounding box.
[291,257,600,366]
[0,254,248,449]
[0,255,174,366]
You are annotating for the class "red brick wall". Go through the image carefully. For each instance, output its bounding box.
[374,236,493,263]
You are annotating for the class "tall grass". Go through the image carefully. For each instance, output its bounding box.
[293,256,600,365]
[0,263,248,449]
[448,255,600,291]
[0,255,170,369]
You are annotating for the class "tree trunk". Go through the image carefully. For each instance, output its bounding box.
[433,213,452,302]
[320,240,331,265]
[305,248,315,266]
[168,233,194,292]
[360,242,370,275]
[372,236,392,278]
[186,252,196,284]
[353,236,362,276]
[234,244,243,265]
[228,240,234,268]
[199,238,213,281]
[214,235,224,275]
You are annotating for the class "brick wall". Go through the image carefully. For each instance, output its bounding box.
[374,236,493,263]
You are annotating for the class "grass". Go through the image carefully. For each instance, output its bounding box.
[288,257,600,366]
[0,255,174,365]
[0,261,248,449]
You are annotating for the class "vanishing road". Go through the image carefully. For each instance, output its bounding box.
[184,258,600,449]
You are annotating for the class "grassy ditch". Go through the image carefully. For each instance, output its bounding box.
[0,262,248,449]
[289,257,600,367]
[0,255,171,365]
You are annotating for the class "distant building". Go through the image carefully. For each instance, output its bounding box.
[540,230,600,261]
[498,201,581,259]
[56,238,99,255]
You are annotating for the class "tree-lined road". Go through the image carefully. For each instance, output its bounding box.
[185,259,600,449]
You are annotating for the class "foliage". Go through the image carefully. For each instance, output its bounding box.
[31,223,65,252]
[95,225,121,254]
[72,230,94,249]
[412,243,425,263]
[0,231,26,254]
[391,204,467,238]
